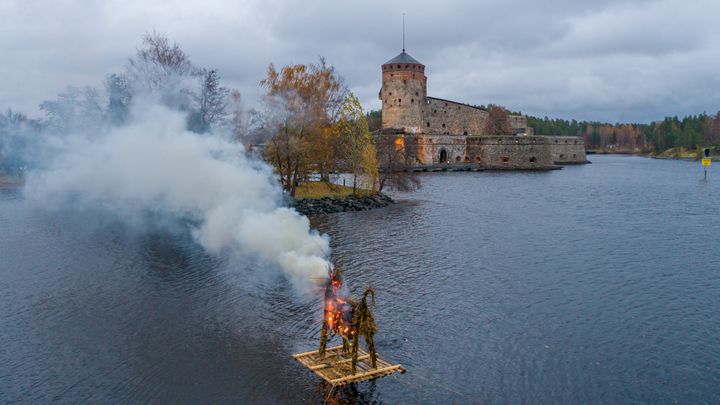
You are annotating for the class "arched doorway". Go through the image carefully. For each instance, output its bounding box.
[439,149,447,163]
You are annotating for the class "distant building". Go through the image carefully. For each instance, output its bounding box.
[375,51,588,169]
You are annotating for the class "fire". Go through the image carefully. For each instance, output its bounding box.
[323,268,356,338]
[317,266,379,374]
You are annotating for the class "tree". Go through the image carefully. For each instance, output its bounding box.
[260,58,347,196]
[0,108,27,135]
[0,108,36,175]
[485,104,512,135]
[39,86,104,134]
[125,32,201,113]
[123,32,236,133]
[366,110,382,133]
[126,32,196,94]
[374,134,421,193]
[713,112,720,144]
[335,93,378,194]
[187,69,230,133]
[105,73,132,126]
[228,90,247,142]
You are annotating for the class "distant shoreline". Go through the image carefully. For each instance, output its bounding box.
[587,149,717,162]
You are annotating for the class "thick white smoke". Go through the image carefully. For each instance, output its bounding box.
[24,103,330,291]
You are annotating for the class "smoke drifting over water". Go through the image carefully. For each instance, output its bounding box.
[23,102,330,292]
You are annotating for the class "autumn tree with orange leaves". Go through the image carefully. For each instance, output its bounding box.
[484,104,512,135]
[260,58,346,196]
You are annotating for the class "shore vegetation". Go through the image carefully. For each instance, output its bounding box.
[294,181,375,200]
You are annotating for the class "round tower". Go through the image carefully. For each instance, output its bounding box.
[380,51,426,133]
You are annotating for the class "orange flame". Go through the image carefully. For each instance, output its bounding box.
[324,269,356,338]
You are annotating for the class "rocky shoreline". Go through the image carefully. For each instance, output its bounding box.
[291,193,394,216]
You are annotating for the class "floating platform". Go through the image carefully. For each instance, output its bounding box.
[293,345,405,386]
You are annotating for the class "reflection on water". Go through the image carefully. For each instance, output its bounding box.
[1,155,720,403]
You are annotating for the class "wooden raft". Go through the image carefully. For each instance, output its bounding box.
[293,345,405,386]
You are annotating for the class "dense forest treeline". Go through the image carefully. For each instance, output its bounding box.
[366,109,720,153]
[527,114,720,153]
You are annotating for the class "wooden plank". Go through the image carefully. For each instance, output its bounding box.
[328,364,404,385]
[309,354,371,370]
[293,346,404,385]
[293,345,344,359]
[292,348,322,359]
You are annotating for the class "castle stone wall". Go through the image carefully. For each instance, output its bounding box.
[466,136,555,169]
[377,132,558,169]
[417,134,469,163]
[422,97,488,136]
[420,97,530,137]
[509,115,533,135]
[544,136,588,164]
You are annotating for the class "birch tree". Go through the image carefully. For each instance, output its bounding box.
[335,93,378,194]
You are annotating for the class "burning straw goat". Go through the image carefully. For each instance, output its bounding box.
[293,266,404,386]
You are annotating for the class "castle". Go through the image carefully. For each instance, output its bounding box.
[376,50,588,169]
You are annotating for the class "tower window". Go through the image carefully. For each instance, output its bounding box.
[433,110,437,113]
[442,123,446,128]
[502,157,509,163]
[416,92,419,96]
[389,92,392,95]
[427,122,430,127]
[397,65,401,68]
[391,74,394,77]
[398,99,401,104]
[463,131,468,135]
[411,99,414,103]
[403,80,407,84]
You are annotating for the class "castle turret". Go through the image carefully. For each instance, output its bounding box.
[380,51,426,133]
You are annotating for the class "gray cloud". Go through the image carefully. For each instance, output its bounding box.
[1,0,719,122]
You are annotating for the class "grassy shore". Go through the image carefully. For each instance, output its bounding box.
[294,181,375,200]
[655,147,702,160]
[589,147,718,161]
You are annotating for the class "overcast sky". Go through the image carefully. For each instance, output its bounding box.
[1,0,719,123]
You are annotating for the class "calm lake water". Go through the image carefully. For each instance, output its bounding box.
[1,155,719,404]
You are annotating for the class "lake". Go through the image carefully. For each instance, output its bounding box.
[1,155,719,404]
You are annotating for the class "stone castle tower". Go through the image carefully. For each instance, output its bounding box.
[375,49,588,168]
[380,51,426,133]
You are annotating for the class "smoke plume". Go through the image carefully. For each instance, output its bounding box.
[23,102,330,292]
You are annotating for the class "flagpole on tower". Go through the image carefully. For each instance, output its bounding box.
[402,13,405,52]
